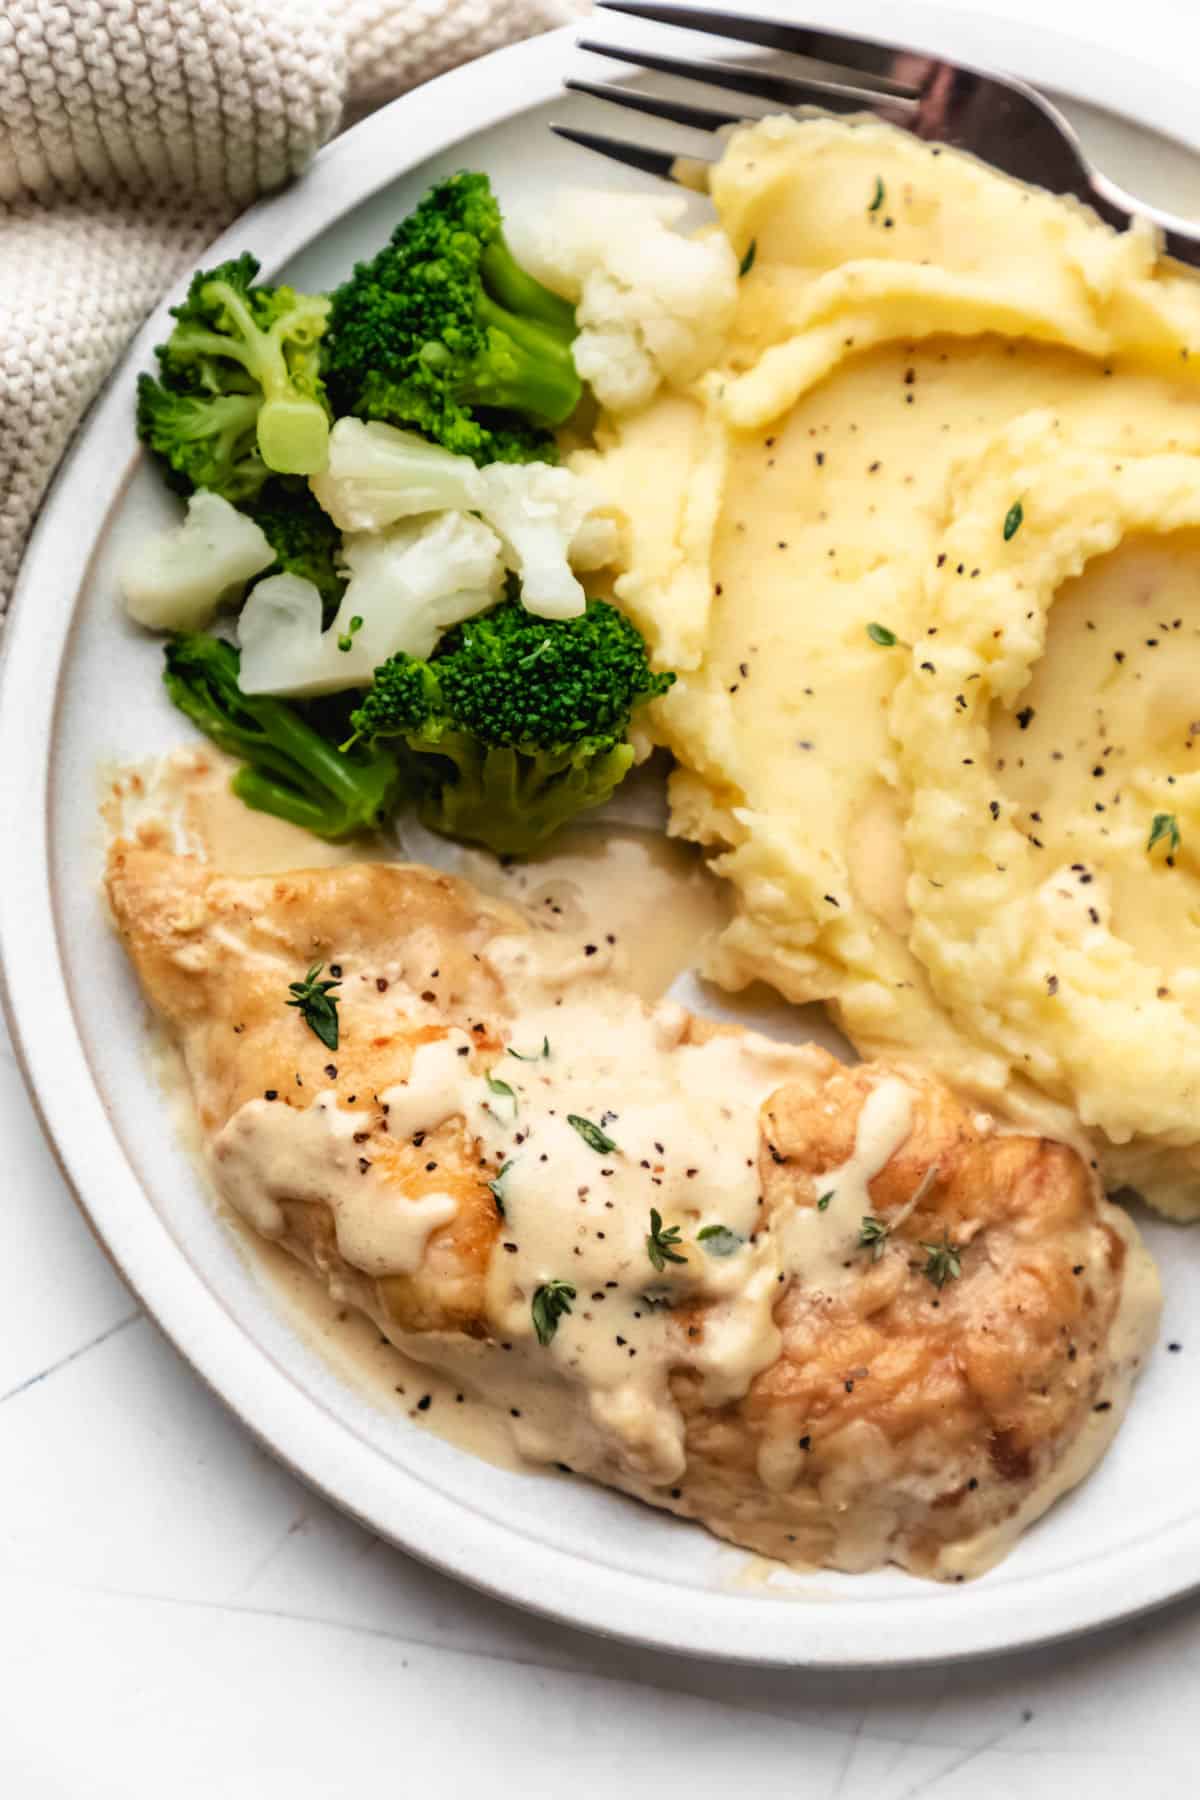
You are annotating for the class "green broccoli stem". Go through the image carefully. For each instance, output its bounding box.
[413,734,635,856]
[479,239,577,337]
[469,293,581,426]
[231,767,354,836]
[164,637,397,839]
[182,277,331,474]
[256,398,329,477]
[238,692,389,821]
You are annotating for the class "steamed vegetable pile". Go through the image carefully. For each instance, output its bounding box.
[122,171,695,855]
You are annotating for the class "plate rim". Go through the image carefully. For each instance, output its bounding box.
[5,10,1200,1669]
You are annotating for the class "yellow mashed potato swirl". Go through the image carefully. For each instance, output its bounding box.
[577,114,1200,1219]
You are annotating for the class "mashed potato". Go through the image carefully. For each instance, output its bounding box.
[578,115,1200,1218]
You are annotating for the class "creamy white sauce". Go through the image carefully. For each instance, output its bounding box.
[774,1078,915,1299]
[213,1095,457,1277]
[756,1080,916,1497]
[102,748,362,872]
[372,935,825,1484]
[248,1225,545,1471]
[147,1027,533,1471]
[451,822,730,1004]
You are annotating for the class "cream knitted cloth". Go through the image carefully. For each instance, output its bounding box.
[0,0,581,612]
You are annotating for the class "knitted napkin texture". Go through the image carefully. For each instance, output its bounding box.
[0,0,580,612]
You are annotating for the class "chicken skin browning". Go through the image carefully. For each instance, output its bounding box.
[106,843,1159,1579]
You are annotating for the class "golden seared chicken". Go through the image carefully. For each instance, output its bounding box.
[107,843,1160,1580]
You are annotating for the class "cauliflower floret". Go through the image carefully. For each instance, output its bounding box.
[505,191,738,412]
[339,511,504,660]
[477,463,615,619]
[237,511,504,697]
[120,490,275,631]
[236,574,346,696]
[241,436,623,693]
[309,417,485,533]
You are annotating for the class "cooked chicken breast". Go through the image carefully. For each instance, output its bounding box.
[106,842,1160,1580]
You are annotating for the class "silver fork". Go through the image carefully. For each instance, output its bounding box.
[553,1,1200,268]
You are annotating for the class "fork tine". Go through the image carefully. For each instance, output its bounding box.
[594,1,924,98]
[550,124,692,182]
[566,78,746,133]
[578,39,917,116]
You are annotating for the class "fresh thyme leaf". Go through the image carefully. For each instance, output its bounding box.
[739,237,757,277]
[531,1279,576,1346]
[486,1072,516,1101]
[866,622,899,647]
[488,1160,512,1218]
[697,1224,743,1257]
[285,962,341,1051]
[817,1190,834,1211]
[919,1233,963,1289]
[647,1206,687,1271]
[568,1114,618,1154]
[1003,499,1024,541]
[507,1036,551,1062]
[858,1215,890,1260]
[1148,812,1182,856]
[869,175,885,213]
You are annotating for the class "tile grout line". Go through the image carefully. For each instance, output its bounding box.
[27,1579,1087,1760]
[0,1309,142,1407]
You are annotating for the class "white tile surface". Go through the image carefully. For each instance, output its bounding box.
[7,1,1200,1793]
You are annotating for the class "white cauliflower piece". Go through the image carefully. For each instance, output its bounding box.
[339,511,504,659]
[506,191,738,412]
[477,463,613,619]
[238,511,503,698]
[309,418,485,533]
[237,574,347,696]
[120,491,274,632]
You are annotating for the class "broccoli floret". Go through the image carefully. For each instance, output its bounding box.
[164,634,398,839]
[138,254,331,499]
[324,173,581,467]
[136,379,267,504]
[248,479,345,622]
[345,598,674,855]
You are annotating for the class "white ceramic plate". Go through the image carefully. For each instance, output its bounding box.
[6,7,1200,1668]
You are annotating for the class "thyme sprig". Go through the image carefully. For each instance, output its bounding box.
[568,1114,618,1154]
[647,1207,687,1271]
[286,963,341,1051]
[532,1280,576,1346]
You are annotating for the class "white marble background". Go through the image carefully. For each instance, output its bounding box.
[6,1,1200,1793]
